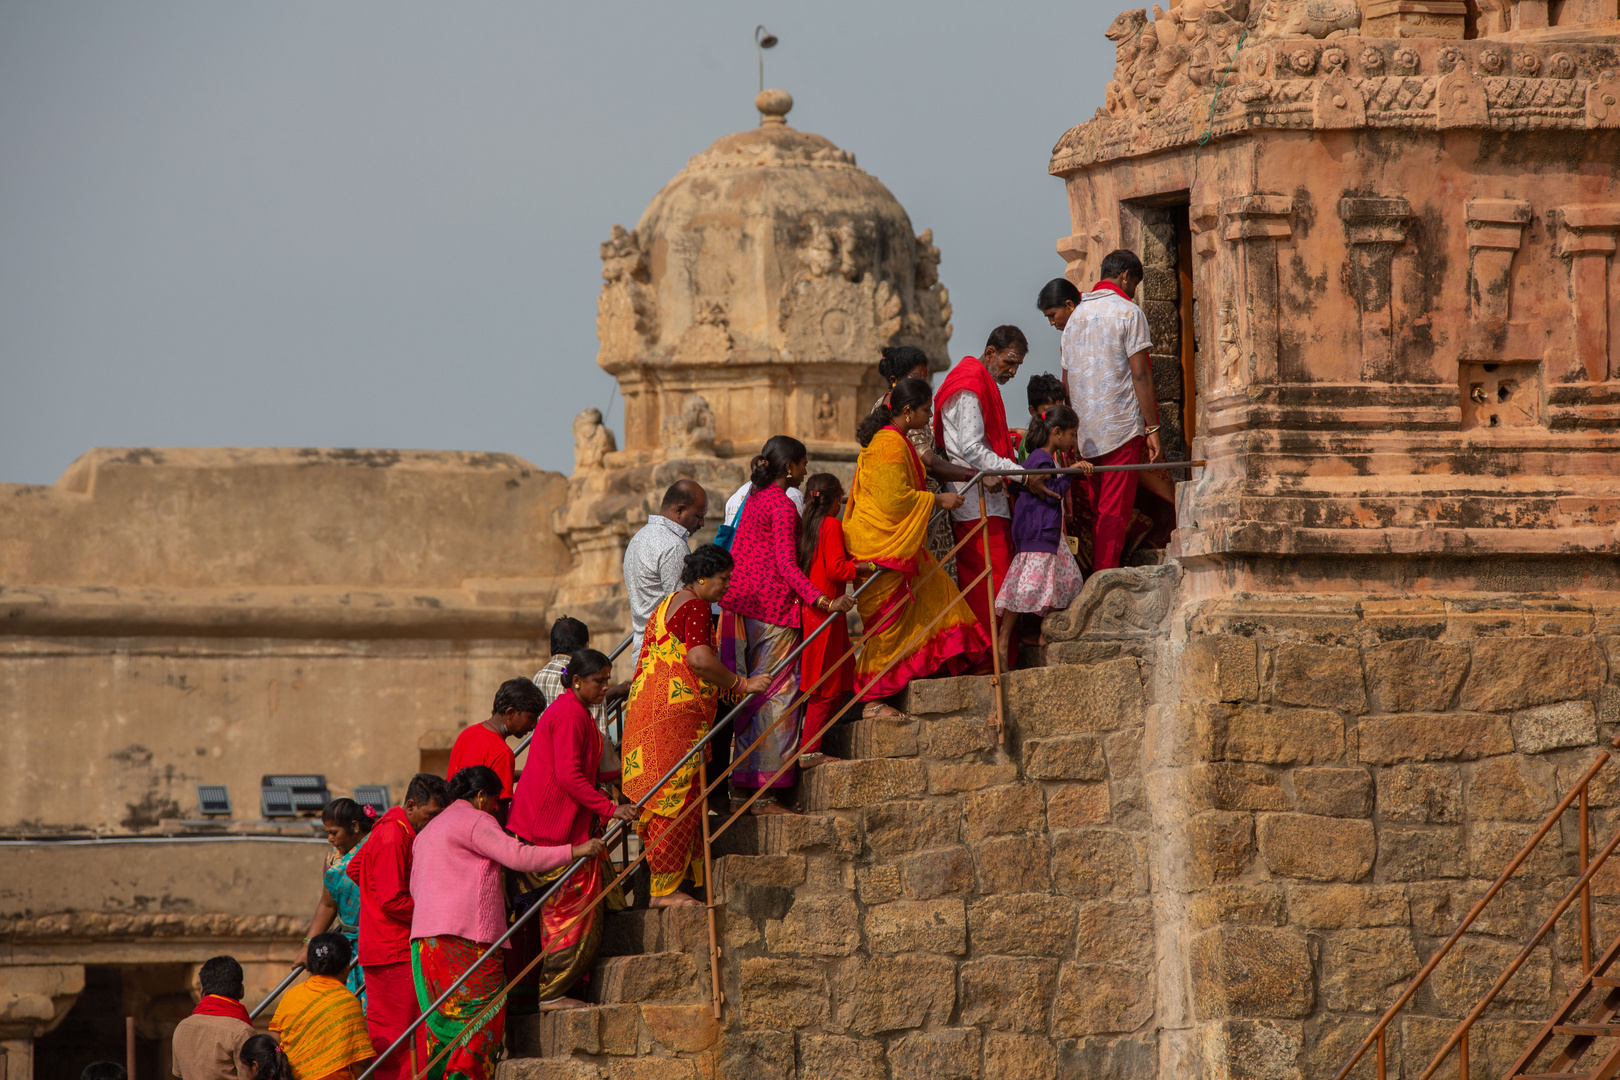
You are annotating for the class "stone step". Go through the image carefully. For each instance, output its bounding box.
[499,1056,705,1080]
[799,757,927,811]
[506,1000,720,1062]
[708,810,844,858]
[588,951,702,1004]
[819,714,919,759]
[599,904,709,958]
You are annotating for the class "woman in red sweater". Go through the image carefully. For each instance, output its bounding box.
[796,474,875,767]
[506,650,637,1012]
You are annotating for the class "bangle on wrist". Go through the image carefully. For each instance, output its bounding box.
[1144,424,1161,435]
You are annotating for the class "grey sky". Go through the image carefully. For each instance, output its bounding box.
[0,2,1115,485]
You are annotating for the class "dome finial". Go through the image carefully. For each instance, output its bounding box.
[756,88,792,126]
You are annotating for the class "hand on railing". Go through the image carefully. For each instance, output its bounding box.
[572,838,608,860]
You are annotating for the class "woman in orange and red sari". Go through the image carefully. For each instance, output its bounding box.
[506,649,639,1013]
[845,377,990,701]
[621,545,771,906]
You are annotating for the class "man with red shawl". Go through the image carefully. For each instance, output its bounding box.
[933,325,1053,669]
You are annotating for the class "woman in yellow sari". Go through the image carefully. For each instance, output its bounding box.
[845,377,991,701]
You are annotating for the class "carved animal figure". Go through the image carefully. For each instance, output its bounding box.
[1261,0,1361,38]
[572,408,617,472]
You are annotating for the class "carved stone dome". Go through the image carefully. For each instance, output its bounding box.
[595,91,952,460]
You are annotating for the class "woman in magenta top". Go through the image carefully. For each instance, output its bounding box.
[720,435,855,812]
[408,765,603,1079]
[507,650,638,1010]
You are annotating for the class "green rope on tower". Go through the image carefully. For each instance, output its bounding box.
[1197,28,1248,147]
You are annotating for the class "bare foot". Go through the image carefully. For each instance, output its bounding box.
[799,752,840,769]
[749,799,802,817]
[862,702,904,719]
[536,996,592,1011]
[649,893,703,908]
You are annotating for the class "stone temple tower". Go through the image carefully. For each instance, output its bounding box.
[553,89,954,635]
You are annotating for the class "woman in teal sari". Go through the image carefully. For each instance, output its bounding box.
[293,797,374,1002]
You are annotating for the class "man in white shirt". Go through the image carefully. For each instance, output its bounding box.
[1057,249,1162,571]
[932,325,1047,667]
[622,480,708,636]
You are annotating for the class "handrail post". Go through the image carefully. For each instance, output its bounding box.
[699,758,724,1020]
[1459,1026,1469,1080]
[1582,780,1593,974]
[977,488,1005,743]
[1376,1029,1385,1080]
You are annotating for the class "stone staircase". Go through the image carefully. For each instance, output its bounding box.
[496,630,1159,1080]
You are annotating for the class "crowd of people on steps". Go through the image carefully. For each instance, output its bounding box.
[165,249,1176,1080]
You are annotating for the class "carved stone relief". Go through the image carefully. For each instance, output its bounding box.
[1559,205,1620,382]
[572,408,618,472]
[658,396,717,458]
[1043,564,1180,642]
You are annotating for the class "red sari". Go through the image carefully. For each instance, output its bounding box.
[800,516,858,752]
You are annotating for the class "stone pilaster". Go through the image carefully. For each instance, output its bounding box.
[1559,204,1620,383]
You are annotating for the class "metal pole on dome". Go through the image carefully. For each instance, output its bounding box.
[755,26,777,94]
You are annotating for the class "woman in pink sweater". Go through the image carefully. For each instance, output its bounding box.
[507,648,638,1012]
[409,765,603,1080]
[721,435,855,813]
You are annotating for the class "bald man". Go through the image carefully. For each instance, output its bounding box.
[623,479,709,636]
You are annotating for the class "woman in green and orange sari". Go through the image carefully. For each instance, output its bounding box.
[845,377,990,700]
[621,545,770,906]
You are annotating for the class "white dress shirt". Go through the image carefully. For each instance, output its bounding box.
[622,515,691,635]
[940,390,1018,522]
[723,482,804,525]
[1061,288,1154,458]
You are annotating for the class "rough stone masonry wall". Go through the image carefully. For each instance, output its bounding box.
[1154,591,1620,1080]
[709,656,1161,1080]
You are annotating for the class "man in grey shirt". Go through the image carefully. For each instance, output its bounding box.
[622,479,709,636]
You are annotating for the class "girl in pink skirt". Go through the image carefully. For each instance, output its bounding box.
[995,403,1090,662]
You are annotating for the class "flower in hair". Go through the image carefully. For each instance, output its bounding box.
[363,805,378,819]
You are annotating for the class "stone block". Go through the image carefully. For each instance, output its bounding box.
[899,845,975,899]
[890,1028,983,1080]
[1151,352,1184,399]
[1292,768,1374,817]
[1207,704,1345,765]
[608,1059,698,1080]
[713,813,838,857]
[1189,884,1287,929]
[802,758,927,810]
[1056,1035,1157,1079]
[641,1004,719,1052]
[763,894,860,957]
[1006,659,1145,738]
[967,893,1077,956]
[1271,643,1366,714]
[1460,636,1604,712]
[713,854,806,906]
[985,1033,1058,1080]
[902,674,987,716]
[930,762,1018,794]
[1075,900,1155,968]
[739,958,829,1029]
[497,1061,605,1080]
[1377,826,1464,881]
[864,898,967,955]
[1025,735,1108,781]
[1468,820,1565,879]
[1184,634,1261,704]
[824,714,919,759]
[1376,764,1462,823]
[975,833,1053,893]
[1468,754,1555,821]
[965,782,1046,841]
[715,1031,792,1080]
[923,717,999,758]
[591,953,699,1004]
[1050,828,1144,899]
[1052,962,1154,1036]
[1188,810,1257,886]
[1364,639,1470,713]
[1357,713,1513,764]
[598,1004,641,1055]
[832,954,956,1035]
[1305,1015,1382,1080]
[1190,926,1315,1019]
[1256,814,1375,882]
[960,956,1058,1033]
[1202,1019,1304,1080]
[1431,937,1551,1013]
[862,801,959,857]
[1287,884,1409,930]
[856,863,900,904]
[1045,782,1112,828]
[798,1034,886,1080]
[1319,928,1421,1011]
[1511,700,1599,754]
[1190,763,1290,812]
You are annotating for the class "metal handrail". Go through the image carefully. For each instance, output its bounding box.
[361,458,1202,1078]
[1334,745,1620,1080]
